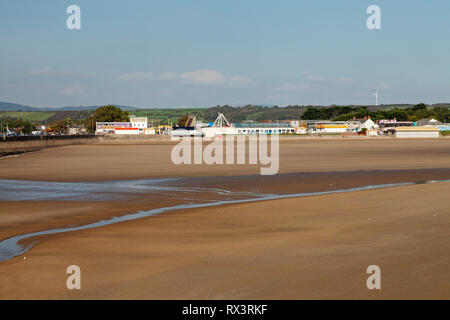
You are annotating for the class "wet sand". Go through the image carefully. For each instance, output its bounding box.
[1,169,450,245]
[0,139,449,299]
[0,182,449,299]
[0,201,149,241]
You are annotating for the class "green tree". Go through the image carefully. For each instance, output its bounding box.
[52,118,71,133]
[432,107,450,123]
[301,106,321,120]
[408,115,419,122]
[22,121,35,134]
[412,103,427,112]
[0,117,36,134]
[86,105,129,132]
[387,109,408,121]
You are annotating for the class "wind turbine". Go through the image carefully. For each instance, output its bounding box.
[373,89,379,106]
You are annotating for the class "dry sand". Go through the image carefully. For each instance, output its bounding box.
[0,182,449,299]
[0,138,449,181]
[0,138,449,299]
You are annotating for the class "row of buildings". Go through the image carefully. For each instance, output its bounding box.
[306,117,449,138]
[95,117,154,135]
[95,114,449,138]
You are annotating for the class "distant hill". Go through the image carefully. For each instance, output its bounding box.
[0,101,139,111]
[1,101,449,124]
[0,102,35,111]
[55,105,139,111]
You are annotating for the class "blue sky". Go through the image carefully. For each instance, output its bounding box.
[1,0,450,108]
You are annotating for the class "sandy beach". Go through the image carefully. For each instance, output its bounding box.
[4,0,450,305]
[0,138,449,181]
[0,138,449,299]
[0,182,449,299]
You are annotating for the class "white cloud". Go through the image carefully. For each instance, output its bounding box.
[60,84,85,96]
[29,66,95,78]
[158,72,179,80]
[336,77,353,84]
[116,71,155,81]
[277,82,311,92]
[115,69,255,88]
[28,66,57,76]
[180,69,226,85]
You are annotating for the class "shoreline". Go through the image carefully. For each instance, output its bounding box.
[1,167,450,243]
[1,139,449,299]
[2,178,449,263]
[1,181,449,299]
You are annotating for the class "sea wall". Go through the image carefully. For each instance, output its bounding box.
[0,135,99,157]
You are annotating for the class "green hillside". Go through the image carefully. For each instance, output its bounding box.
[0,111,55,121]
[1,104,448,125]
[129,108,206,124]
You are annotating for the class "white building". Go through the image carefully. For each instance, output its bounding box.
[307,120,362,133]
[289,120,301,128]
[95,122,131,134]
[361,118,377,130]
[202,126,236,138]
[295,127,307,134]
[96,116,148,134]
[201,113,295,137]
[233,122,294,134]
[418,119,450,132]
[202,113,236,138]
[130,117,148,129]
[395,127,440,138]
[114,128,140,135]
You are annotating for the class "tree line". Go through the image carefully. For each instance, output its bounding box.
[327,104,449,122]
[2,103,449,134]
